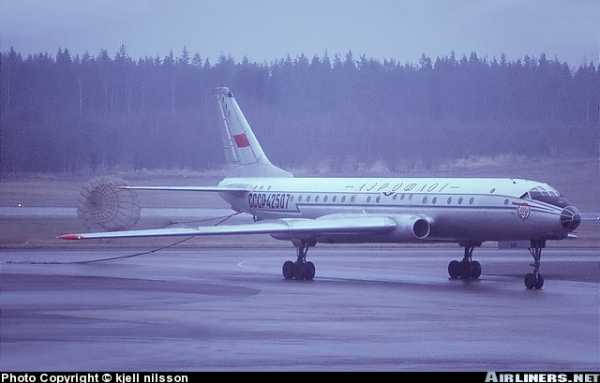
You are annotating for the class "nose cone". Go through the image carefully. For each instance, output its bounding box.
[560,206,581,231]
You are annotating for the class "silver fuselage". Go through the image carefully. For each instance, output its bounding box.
[219,176,577,244]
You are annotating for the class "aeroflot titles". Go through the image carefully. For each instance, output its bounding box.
[357,182,452,193]
[251,182,459,194]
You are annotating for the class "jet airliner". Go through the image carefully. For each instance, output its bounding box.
[60,87,582,289]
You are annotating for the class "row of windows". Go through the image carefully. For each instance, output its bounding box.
[282,194,512,206]
[296,194,356,203]
[367,195,480,205]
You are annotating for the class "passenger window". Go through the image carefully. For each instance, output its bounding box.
[504,199,509,205]
[376,196,381,203]
[267,186,272,190]
[350,195,355,203]
[422,196,428,204]
[366,196,371,203]
[458,197,463,204]
[432,197,437,204]
[469,197,474,204]
[393,194,397,200]
[315,195,320,202]
[306,195,311,202]
[323,195,328,202]
[298,195,302,202]
[400,194,405,200]
[341,195,346,203]
[447,197,452,204]
[332,195,337,202]
[289,195,294,202]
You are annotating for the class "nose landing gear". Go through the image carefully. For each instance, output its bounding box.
[282,241,316,281]
[448,244,482,280]
[525,240,545,290]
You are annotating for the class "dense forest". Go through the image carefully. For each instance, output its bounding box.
[1,46,599,174]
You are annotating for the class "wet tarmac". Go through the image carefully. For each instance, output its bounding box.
[0,206,249,220]
[0,247,598,371]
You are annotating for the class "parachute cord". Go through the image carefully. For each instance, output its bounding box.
[3,211,243,265]
[165,211,241,227]
[5,236,196,265]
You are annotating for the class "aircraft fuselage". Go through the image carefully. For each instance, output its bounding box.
[219,176,577,244]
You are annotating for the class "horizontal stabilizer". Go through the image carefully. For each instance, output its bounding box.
[120,186,249,193]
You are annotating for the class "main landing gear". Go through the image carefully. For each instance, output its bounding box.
[448,244,482,280]
[282,241,316,281]
[524,240,545,290]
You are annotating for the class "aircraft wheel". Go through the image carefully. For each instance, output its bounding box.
[448,260,461,279]
[534,274,544,290]
[293,262,306,280]
[470,261,482,280]
[304,261,316,281]
[282,261,294,280]
[524,273,536,289]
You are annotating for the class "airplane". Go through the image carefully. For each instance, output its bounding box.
[59,86,582,290]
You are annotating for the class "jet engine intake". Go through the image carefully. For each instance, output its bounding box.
[560,206,581,231]
[390,215,431,240]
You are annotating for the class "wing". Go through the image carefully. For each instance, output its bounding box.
[59,216,397,240]
[121,186,249,193]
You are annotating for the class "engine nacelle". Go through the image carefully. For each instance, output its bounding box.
[269,214,432,244]
[388,215,431,241]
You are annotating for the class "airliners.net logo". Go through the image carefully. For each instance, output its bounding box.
[485,372,599,383]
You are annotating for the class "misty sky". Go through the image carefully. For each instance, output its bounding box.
[1,0,599,65]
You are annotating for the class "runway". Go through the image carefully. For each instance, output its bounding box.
[0,247,598,371]
[0,206,251,221]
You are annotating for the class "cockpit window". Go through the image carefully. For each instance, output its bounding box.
[522,190,571,208]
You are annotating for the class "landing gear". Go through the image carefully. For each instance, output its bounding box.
[282,261,294,280]
[524,273,544,290]
[448,244,482,280]
[282,241,316,281]
[525,240,545,290]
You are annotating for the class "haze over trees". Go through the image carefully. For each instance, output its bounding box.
[1,46,599,174]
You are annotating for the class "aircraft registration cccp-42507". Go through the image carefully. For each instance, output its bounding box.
[60,87,582,290]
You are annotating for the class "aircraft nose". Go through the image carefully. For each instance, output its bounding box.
[560,206,581,231]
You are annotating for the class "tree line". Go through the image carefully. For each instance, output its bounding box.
[1,45,599,174]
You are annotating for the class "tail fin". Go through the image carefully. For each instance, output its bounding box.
[215,87,292,177]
